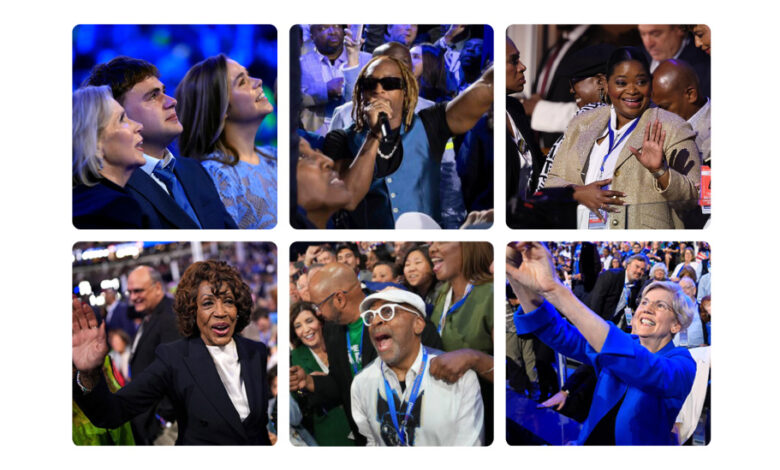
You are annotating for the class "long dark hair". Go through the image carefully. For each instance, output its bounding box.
[176,54,240,164]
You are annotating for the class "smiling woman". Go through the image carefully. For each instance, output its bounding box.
[176,54,278,229]
[289,301,355,446]
[544,46,701,229]
[508,242,696,444]
[72,260,272,445]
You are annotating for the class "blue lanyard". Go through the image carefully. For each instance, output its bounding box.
[437,283,473,335]
[382,348,428,446]
[345,327,364,376]
[599,118,640,175]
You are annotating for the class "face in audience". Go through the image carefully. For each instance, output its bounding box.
[372,264,396,283]
[692,25,711,54]
[296,139,351,215]
[99,99,146,172]
[607,60,651,125]
[121,75,182,156]
[404,249,434,290]
[637,25,686,62]
[505,38,526,93]
[311,25,345,56]
[429,242,462,282]
[225,58,273,124]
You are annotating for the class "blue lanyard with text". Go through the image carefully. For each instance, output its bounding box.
[382,348,428,446]
[345,327,364,376]
[437,283,473,335]
[599,118,640,176]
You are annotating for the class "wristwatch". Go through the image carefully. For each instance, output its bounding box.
[651,160,669,179]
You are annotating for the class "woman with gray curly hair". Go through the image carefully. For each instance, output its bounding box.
[72,260,271,445]
[507,242,695,445]
[72,85,146,228]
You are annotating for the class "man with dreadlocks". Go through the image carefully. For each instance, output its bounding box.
[323,55,493,229]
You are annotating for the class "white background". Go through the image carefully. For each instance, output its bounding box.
[0,0,775,466]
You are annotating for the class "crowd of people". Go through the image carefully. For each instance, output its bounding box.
[506,241,710,445]
[288,241,494,446]
[292,25,495,229]
[72,242,279,445]
[72,25,278,229]
[507,24,710,229]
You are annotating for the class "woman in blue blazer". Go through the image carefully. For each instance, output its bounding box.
[507,242,696,445]
[73,260,271,445]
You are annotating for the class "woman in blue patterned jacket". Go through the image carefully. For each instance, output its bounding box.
[176,54,277,229]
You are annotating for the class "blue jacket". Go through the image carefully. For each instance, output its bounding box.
[515,300,695,445]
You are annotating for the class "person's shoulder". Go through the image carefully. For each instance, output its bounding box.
[646,106,688,126]
[353,357,382,383]
[569,103,609,127]
[236,335,269,356]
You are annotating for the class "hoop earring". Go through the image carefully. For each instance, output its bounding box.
[599,88,607,104]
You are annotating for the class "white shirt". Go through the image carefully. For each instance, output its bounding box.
[351,345,484,446]
[205,339,251,421]
[577,106,639,229]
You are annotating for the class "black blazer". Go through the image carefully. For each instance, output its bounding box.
[585,268,642,325]
[130,296,182,378]
[311,318,443,445]
[506,96,545,202]
[74,336,271,445]
[126,156,238,229]
[73,179,145,229]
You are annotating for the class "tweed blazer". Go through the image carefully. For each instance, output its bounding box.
[546,106,700,229]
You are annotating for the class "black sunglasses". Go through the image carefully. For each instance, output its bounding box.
[361,76,404,91]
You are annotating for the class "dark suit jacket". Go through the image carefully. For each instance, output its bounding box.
[585,268,642,326]
[130,296,182,378]
[74,336,271,445]
[506,96,545,202]
[73,179,145,229]
[311,317,443,446]
[105,301,138,341]
[126,157,238,229]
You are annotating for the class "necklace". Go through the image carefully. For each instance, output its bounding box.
[377,137,400,160]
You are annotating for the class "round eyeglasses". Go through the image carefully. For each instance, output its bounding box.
[360,303,421,326]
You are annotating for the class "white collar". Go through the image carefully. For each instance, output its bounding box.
[381,343,425,386]
[688,97,710,126]
[140,148,176,175]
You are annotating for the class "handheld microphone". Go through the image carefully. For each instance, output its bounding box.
[378,112,390,142]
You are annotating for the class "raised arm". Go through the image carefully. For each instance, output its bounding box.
[72,298,108,387]
[445,66,494,135]
[507,242,610,352]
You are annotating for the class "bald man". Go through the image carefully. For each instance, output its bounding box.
[652,59,711,165]
[329,41,435,131]
[290,262,442,446]
[125,265,182,444]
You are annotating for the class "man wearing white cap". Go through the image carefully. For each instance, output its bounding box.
[351,288,484,446]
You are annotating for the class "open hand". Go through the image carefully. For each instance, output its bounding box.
[629,119,666,173]
[72,297,108,372]
[506,242,560,295]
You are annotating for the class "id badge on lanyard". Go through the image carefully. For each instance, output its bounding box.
[588,211,608,230]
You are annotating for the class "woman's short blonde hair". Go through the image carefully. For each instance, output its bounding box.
[642,281,695,331]
[73,85,114,186]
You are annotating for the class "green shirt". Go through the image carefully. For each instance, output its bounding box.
[431,282,494,355]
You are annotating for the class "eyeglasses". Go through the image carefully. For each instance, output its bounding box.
[360,76,404,92]
[313,282,360,313]
[638,298,673,314]
[360,303,421,327]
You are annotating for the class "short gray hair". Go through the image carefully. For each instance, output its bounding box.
[641,280,694,330]
[649,262,668,278]
[73,85,113,186]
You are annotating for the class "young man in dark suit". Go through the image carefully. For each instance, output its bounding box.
[84,57,237,229]
[586,254,648,331]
